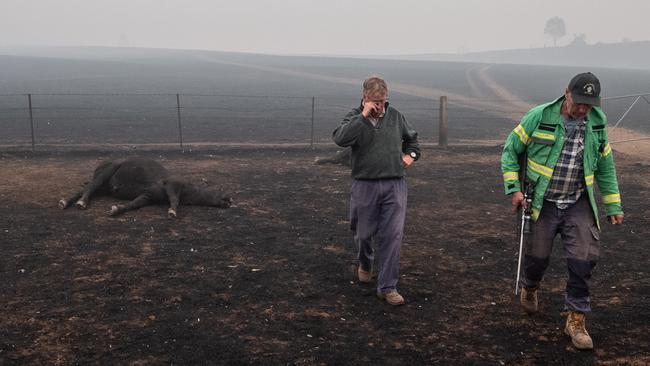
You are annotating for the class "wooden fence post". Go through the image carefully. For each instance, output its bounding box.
[176,93,184,152]
[310,96,315,149]
[439,96,448,148]
[28,93,35,152]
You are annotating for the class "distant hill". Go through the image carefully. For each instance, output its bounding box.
[373,41,650,70]
[4,41,650,70]
[1,45,649,102]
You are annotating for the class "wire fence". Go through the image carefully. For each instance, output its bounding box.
[0,92,647,151]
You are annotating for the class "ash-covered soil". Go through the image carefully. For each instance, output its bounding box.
[1,145,648,365]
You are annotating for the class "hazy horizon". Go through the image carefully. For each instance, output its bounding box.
[2,1,650,56]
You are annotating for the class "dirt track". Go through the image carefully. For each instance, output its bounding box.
[1,145,648,365]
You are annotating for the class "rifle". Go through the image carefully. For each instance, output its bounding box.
[515,154,534,295]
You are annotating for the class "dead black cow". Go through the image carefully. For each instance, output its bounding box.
[59,158,232,217]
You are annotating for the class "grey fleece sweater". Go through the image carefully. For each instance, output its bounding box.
[332,104,420,180]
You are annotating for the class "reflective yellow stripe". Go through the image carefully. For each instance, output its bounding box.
[532,208,540,220]
[585,175,594,186]
[601,143,612,157]
[532,131,555,140]
[527,158,553,178]
[514,124,530,145]
[603,193,621,204]
[503,172,519,181]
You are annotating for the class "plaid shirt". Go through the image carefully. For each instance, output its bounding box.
[545,117,586,209]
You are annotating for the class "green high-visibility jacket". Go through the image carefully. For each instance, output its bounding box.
[501,96,623,228]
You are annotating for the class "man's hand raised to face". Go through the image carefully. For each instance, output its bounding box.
[362,101,382,119]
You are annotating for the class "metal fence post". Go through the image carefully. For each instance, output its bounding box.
[28,93,35,152]
[439,96,448,148]
[176,93,184,152]
[310,96,315,149]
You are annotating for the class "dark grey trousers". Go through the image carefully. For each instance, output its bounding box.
[521,195,600,312]
[349,178,407,294]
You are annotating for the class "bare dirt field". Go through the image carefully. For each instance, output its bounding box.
[1,145,649,365]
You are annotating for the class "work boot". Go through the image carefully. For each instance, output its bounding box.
[357,266,371,283]
[520,286,538,314]
[564,311,594,350]
[377,290,405,306]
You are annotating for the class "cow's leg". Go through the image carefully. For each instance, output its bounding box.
[109,192,153,216]
[59,190,84,209]
[164,181,182,218]
[76,162,120,209]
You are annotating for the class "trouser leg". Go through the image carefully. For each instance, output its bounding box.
[376,179,407,293]
[349,180,379,272]
[521,200,561,289]
[561,196,600,313]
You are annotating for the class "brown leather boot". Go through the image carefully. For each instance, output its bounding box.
[377,290,405,306]
[564,311,594,350]
[520,287,538,314]
[357,266,371,283]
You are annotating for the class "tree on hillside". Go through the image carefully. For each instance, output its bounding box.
[544,16,566,47]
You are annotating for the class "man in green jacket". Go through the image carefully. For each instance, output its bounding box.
[501,72,624,350]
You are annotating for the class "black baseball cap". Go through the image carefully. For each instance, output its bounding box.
[568,72,601,106]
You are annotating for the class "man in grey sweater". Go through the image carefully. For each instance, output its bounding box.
[332,75,420,305]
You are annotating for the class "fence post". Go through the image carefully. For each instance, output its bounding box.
[439,96,448,148]
[310,96,315,149]
[176,93,184,152]
[28,93,35,152]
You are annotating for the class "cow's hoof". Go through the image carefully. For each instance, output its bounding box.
[75,200,87,209]
[58,199,68,209]
[109,205,120,216]
[168,208,177,218]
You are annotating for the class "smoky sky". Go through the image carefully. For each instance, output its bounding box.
[2,0,650,55]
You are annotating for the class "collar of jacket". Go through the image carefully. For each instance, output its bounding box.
[538,96,605,126]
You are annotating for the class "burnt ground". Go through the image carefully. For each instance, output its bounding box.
[0,145,649,365]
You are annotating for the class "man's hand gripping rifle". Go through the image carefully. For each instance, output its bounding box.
[515,156,534,295]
